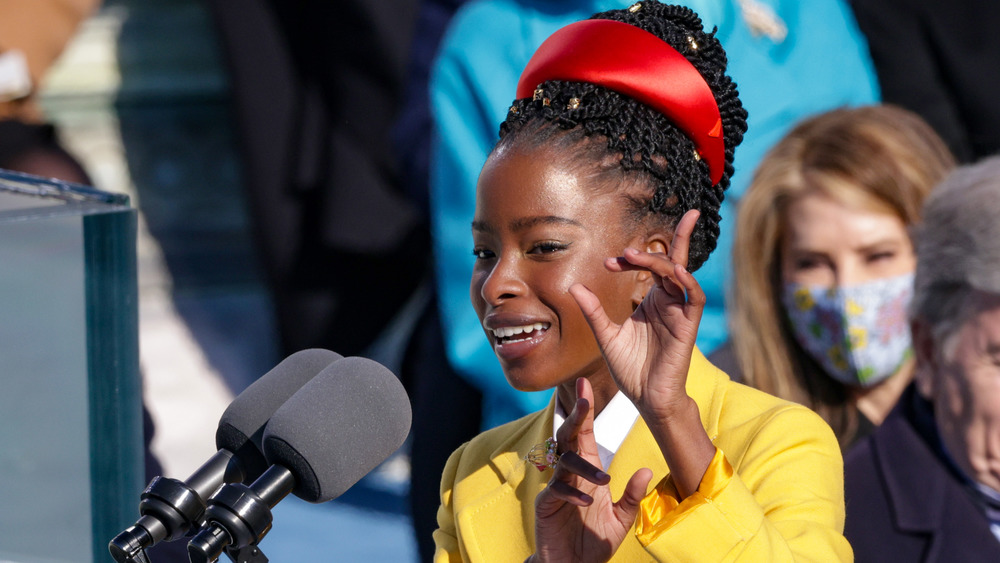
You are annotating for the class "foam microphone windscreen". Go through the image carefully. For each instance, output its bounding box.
[215,349,342,479]
[261,356,412,503]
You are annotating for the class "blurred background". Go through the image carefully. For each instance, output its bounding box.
[36,0,422,559]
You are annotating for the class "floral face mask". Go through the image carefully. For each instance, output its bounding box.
[782,273,914,387]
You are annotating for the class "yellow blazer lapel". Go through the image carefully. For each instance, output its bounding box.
[457,401,555,562]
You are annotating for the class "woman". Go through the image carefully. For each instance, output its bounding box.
[434,2,850,560]
[714,105,955,447]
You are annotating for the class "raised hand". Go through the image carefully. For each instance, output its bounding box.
[568,209,704,421]
[568,209,715,497]
[530,378,652,563]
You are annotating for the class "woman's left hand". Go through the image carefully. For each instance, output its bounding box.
[530,378,653,563]
[569,209,705,421]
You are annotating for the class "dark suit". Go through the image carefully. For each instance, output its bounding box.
[844,385,1000,562]
[206,0,430,358]
[850,0,1000,162]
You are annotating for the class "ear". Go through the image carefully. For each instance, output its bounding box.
[629,234,670,308]
[910,318,936,399]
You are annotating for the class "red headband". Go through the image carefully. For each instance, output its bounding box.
[516,19,725,185]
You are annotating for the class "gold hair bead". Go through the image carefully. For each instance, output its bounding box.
[628,2,642,13]
[542,97,551,107]
[533,88,544,101]
[567,97,581,110]
[693,150,702,161]
[687,35,699,50]
[509,104,519,115]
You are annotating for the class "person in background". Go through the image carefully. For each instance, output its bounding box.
[849,0,1000,163]
[845,155,1000,561]
[206,0,430,361]
[0,0,98,178]
[711,105,954,447]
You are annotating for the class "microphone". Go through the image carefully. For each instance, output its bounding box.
[109,349,342,563]
[186,356,412,563]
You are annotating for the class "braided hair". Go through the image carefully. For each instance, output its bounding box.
[497,1,747,271]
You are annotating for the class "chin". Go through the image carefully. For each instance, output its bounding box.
[502,371,558,393]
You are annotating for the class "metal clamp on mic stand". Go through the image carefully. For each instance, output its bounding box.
[109,451,243,563]
[108,475,208,563]
[187,465,295,563]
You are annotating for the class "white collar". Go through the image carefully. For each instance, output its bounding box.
[553,390,640,471]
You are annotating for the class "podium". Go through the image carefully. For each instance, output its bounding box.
[0,170,143,562]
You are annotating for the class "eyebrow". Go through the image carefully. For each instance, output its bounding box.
[471,215,583,233]
[787,237,907,253]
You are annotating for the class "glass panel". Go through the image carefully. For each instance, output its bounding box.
[0,170,141,563]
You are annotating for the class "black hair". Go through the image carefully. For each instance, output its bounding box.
[497,1,747,271]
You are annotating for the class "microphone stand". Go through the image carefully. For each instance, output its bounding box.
[187,465,296,563]
[109,451,244,563]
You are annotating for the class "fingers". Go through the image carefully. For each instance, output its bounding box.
[612,468,654,526]
[667,209,700,270]
[569,283,618,348]
[673,262,706,310]
[608,249,705,312]
[536,450,610,511]
[540,378,608,509]
[551,451,610,491]
[605,208,700,274]
[557,378,600,461]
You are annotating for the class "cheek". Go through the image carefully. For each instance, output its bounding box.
[967,366,1000,421]
[576,265,637,323]
[469,271,487,314]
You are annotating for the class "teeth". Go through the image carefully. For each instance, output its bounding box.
[491,323,549,339]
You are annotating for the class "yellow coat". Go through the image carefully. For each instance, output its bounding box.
[434,348,852,562]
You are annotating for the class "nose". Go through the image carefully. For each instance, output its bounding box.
[833,260,865,288]
[477,253,526,305]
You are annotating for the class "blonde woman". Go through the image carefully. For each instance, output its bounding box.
[710,105,955,448]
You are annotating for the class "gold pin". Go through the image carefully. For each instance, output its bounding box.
[533,88,544,101]
[687,35,699,50]
[525,437,560,471]
[509,104,519,114]
[542,97,551,107]
[693,150,702,161]
[628,2,642,13]
[567,97,581,110]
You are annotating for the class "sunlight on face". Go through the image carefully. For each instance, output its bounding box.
[780,192,915,288]
[470,143,644,399]
[930,290,1000,494]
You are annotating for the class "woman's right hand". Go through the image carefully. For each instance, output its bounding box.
[529,378,652,563]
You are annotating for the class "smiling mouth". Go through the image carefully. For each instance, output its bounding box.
[491,322,550,345]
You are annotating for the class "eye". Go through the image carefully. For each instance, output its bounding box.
[528,241,569,255]
[866,250,896,263]
[792,256,823,271]
[472,247,495,260]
